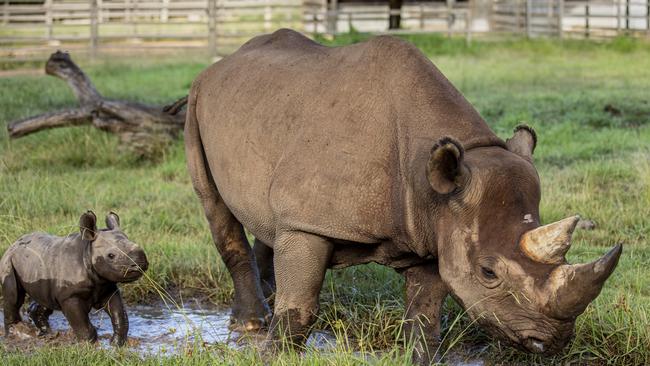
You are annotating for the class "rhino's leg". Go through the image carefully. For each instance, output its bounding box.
[2,268,25,335]
[269,231,333,347]
[27,301,53,336]
[254,239,275,306]
[204,211,269,331]
[186,98,269,332]
[61,297,97,343]
[401,262,449,366]
[103,289,128,346]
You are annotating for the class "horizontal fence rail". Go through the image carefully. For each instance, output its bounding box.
[492,0,650,38]
[0,0,474,61]
[1,0,648,61]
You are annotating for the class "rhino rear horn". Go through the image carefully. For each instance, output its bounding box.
[520,216,580,264]
[543,244,622,319]
[506,124,536,161]
[79,211,98,241]
[426,137,468,194]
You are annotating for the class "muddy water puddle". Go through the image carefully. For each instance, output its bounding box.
[0,306,484,365]
[0,304,239,355]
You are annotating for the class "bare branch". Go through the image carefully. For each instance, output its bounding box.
[7,108,92,138]
[6,52,187,160]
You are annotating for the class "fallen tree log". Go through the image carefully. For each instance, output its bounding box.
[7,51,187,159]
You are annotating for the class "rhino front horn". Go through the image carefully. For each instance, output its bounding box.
[543,244,622,319]
[520,216,580,264]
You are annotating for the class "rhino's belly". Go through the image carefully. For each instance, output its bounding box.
[329,240,430,269]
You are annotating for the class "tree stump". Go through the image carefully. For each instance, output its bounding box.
[7,51,187,160]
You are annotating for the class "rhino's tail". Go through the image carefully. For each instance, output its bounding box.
[184,84,221,206]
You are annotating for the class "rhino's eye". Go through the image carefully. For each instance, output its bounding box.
[108,253,116,260]
[481,266,497,280]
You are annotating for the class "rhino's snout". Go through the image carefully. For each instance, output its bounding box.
[128,250,148,272]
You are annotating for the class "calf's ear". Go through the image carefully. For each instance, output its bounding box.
[106,212,120,230]
[79,211,98,241]
[506,124,536,161]
[427,137,468,194]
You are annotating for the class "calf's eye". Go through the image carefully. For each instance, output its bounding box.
[108,253,116,259]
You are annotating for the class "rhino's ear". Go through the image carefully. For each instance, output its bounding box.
[427,137,468,194]
[106,212,120,230]
[79,211,98,241]
[506,125,536,161]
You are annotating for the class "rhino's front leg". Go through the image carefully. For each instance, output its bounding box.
[269,231,333,347]
[401,262,449,366]
[103,289,128,346]
[61,297,97,343]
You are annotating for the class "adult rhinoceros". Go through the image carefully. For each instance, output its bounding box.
[184,29,621,362]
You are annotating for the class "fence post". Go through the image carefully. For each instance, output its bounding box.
[647,0,650,34]
[446,0,453,38]
[617,0,621,33]
[585,0,589,38]
[327,0,338,35]
[264,0,271,32]
[208,0,217,57]
[466,5,472,45]
[45,0,53,42]
[2,0,8,26]
[515,0,521,33]
[558,0,563,38]
[625,0,630,31]
[90,0,98,58]
[161,0,169,22]
[419,3,424,30]
[525,0,531,37]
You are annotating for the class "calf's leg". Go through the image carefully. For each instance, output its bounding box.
[61,298,97,343]
[103,289,128,346]
[269,231,333,347]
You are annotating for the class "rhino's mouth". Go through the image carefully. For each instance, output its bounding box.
[476,315,568,355]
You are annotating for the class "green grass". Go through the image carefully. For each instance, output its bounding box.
[1,34,650,364]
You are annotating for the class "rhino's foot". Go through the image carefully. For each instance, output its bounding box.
[228,315,268,332]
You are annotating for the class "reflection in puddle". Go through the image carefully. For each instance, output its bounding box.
[0,304,235,355]
[0,306,484,365]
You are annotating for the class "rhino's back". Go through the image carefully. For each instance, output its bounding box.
[4,233,88,308]
[193,29,499,245]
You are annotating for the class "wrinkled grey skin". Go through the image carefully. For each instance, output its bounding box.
[185,29,621,363]
[0,211,148,346]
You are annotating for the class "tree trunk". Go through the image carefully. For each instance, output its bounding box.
[7,51,186,160]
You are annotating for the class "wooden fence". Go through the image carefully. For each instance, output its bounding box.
[492,0,650,38]
[0,0,474,61]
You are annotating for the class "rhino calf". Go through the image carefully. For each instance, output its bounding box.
[0,211,148,346]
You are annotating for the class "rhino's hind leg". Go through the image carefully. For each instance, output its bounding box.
[28,301,53,336]
[269,231,333,347]
[185,97,269,332]
[254,239,275,307]
[2,268,26,335]
[401,263,449,366]
[202,204,270,331]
